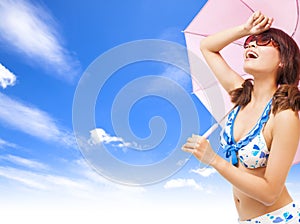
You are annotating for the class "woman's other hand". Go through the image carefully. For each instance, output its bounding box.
[182,134,218,166]
[244,11,274,35]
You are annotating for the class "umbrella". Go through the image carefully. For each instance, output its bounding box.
[184,0,300,164]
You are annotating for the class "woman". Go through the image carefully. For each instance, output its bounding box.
[182,11,300,223]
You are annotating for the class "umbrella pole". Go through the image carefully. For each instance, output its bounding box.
[202,108,233,138]
[202,123,219,138]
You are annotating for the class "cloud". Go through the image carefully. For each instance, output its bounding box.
[190,167,217,177]
[159,27,186,45]
[0,157,146,201]
[0,138,18,149]
[0,166,86,191]
[286,182,300,201]
[0,154,49,170]
[145,66,192,94]
[0,93,75,147]
[161,66,191,90]
[72,159,146,193]
[0,0,80,81]
[89,128,134,149]
[163,178,203,191]
[0,63,16,89]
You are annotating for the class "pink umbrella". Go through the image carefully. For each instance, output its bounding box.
[184,0,300,164]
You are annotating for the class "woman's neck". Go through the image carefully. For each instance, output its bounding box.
[251,78,277,104]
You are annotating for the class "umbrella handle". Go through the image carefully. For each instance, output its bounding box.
[202,123,219,139]
[201,107,233,138]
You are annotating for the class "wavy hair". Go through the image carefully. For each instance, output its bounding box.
[230,28,300,114]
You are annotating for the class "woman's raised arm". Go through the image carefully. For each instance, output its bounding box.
[199,11,273,93]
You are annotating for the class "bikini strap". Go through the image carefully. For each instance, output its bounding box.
[222,99,272,166]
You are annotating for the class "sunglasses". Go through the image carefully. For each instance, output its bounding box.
[243,34,280,49]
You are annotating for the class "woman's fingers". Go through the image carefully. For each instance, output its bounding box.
[182,141,198,149]
[253,13,265,26]
[182,134,206,153]
[182,140,197,153]
[256,16,273,29]
[181,146,194,154]
[182,134,217,166]
[252,11,261,20]
[246,11,274,34]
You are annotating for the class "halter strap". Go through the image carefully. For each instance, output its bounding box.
[223,99,272,166]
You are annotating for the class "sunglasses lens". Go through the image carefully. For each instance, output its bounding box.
[244,34,279,48]
[256,35,271,46]
[244,35,254,48]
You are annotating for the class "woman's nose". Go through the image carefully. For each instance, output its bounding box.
[248,41,257,48]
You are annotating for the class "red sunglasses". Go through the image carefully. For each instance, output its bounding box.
[244,34,280,49]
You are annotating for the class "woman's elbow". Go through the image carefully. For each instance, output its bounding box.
[199,39,207,52]
[260,192,280,206]
[199,39,219,55]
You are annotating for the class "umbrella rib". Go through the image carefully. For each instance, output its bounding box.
[183,30,209,37]
[184,30,244,47]
[292,0,300,37]
[239,0,255,13]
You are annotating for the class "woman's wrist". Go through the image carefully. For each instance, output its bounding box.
[237,24,251,38]
[210,154,227,171]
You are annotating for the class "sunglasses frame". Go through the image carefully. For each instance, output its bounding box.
[243,34,280,49]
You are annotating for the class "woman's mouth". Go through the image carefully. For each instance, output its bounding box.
[245,50,258,59]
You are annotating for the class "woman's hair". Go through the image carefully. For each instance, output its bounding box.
[230,28,300,114]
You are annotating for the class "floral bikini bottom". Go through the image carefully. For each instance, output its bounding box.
[239,202,300,223]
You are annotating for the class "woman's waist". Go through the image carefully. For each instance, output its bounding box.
[233,186,293,221]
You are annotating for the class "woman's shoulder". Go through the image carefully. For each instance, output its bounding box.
[272,109,300,132]
[273,108,299,120]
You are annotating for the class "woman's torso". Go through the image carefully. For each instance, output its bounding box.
[233,164,292,221]
[221,100,293,221]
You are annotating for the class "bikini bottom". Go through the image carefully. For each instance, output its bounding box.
[238,202,300,223]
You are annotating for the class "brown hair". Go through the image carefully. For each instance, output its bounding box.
[230,28,300,114]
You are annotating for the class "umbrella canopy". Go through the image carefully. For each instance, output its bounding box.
[184,0,300,164]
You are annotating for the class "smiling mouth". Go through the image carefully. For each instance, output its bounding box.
[246,51,258,59]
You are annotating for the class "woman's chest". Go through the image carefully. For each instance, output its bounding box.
[233,109,274,149]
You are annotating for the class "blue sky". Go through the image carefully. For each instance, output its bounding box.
[0,0,299,223]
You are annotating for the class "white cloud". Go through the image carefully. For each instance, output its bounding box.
[159,27,185,44]
[0,63,16,89]
[0,166,48,190]
[0,157,238,224]
[0,154,49,170]
[0,93,75,147]
[0,0,80,81]
[162,66,191,89]
[0,166,87,192]
[286,182,300,202]
[71,159,146,193]
[89,128,134,149]
[163,178,203,191]
[0,138,18,149]
[0,158,146,201]
[190,167,217,177]
[145,66,191,94]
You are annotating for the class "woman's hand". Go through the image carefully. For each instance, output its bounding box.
[244,11,274,35]
[182,134,218,166]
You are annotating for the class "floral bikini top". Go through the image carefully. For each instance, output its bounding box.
[220,100,272,169]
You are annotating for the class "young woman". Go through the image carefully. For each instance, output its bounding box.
[182,11,300,223]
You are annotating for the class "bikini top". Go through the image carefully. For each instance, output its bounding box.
[220,99,272,169]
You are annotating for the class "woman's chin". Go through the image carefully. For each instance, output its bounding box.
[243,66,256,75]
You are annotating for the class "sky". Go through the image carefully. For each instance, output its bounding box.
[0,0,299,223]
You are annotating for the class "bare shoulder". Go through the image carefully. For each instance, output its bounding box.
[273,109,299,123]
[273,109,300,134]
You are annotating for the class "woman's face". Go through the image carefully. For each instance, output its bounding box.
[243,35,281,77]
